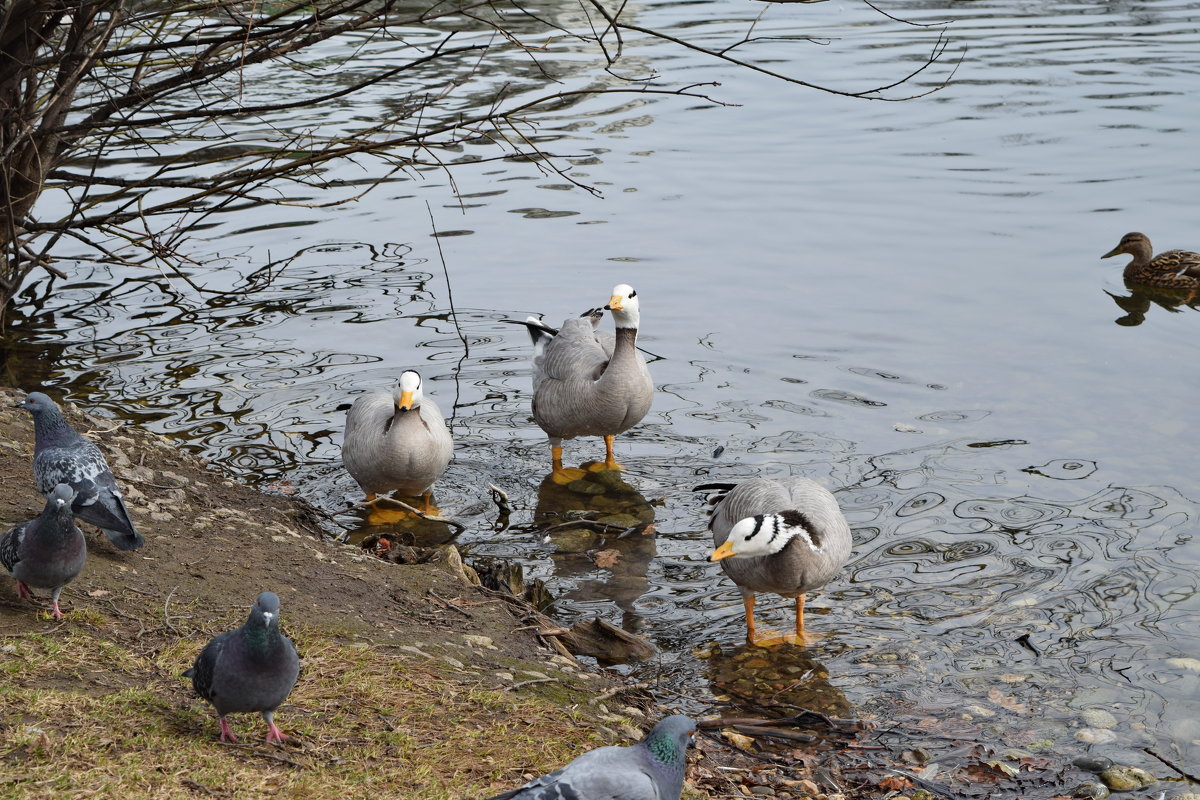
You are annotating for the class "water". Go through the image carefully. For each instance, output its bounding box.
[6,0,1200,783]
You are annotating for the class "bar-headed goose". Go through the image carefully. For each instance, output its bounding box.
[342,370,452,513]
[516,284,653,484]
[702,477,852,646]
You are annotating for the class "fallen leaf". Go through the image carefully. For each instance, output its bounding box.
[720,729,755,752]
[591,548,622,568]
[639,523,657,537]
[985,760,1020,777]
[879,776,912,791]
[987,687,1030,713]
[87,589,111,598]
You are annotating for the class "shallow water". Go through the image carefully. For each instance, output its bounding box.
[5,0,1200,783]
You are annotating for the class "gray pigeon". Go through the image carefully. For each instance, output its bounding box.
[184,592,300,743]
[16,392,143,551]
[485,714,696,800]
[0,484,87,619]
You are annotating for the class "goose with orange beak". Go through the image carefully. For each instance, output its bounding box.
[702,477,851,646]
[342,370,453,513]
[515,284,653,484]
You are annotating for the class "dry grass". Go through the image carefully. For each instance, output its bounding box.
[0,609,630,800]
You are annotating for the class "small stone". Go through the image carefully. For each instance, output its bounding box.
[1072,755,1113,773]
[442,656,464,669]
[1098,766,1156,792]
[912,791,934,800]
[1075,728,1118,745]
[1081,708,1118,730]
[463,635,496,649]
[493,671,514,682]
[1071,782,1111,799]
[749,787,775,796]
[1170,795,1200,800]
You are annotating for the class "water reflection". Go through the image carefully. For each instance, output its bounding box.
[1105,285,1200,327]
[534,468,657,633]
[705,642,852,719]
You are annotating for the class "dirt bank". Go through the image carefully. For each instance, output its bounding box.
[0,387,730,799]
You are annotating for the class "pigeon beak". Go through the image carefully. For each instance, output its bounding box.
[709,541,737,562]
[262,611,274,624]
[607,294,623,311]
[396,390,415,412]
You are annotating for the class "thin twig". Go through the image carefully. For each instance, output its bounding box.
[1143,748,1200,783]
[163,585,179,633]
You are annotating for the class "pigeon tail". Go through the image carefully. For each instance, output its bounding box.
[101,527,144,552]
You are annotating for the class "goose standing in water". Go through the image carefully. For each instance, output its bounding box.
[518,284,653,484]
[342,370,453,513]
[1102,232,1200,289]
[702,477,852,646]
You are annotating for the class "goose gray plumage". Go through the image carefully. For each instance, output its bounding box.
[702,477,852,646]
[518,284,653,484]
[342,370,453,513]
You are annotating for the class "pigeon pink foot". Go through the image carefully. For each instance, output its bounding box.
[218,717,240,743]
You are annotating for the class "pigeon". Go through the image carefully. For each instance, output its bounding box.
[16,392,144,551]
[0,484,87,619]
[485,714,696,800]
[184,591,300,743]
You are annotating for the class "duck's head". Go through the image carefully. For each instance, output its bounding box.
[605,284,641,329]
[393,371,423,413]
[1102,232,1151,261]
[710,510,823,561]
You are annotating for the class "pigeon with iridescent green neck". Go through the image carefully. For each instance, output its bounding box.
[184,592,300,743]
[0,484,86,619]
[485,714,696,800]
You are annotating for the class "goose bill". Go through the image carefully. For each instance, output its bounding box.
[397,390,415,411]
[607,294,624,310]
[710,541,737,562]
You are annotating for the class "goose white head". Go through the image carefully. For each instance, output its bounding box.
[605,284,641,330]
[710,511,824,561]
[392,371,423,413]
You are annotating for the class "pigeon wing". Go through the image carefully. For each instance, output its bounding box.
[184,630,232,702]
[0,521,30,573]
[34,441,103,494]
[484,746,658,800]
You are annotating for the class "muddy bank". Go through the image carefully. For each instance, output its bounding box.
[0,386,719,798]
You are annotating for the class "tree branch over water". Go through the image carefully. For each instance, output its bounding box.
[0,0,955,324]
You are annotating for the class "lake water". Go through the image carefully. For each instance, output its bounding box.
[6,0,1200,786]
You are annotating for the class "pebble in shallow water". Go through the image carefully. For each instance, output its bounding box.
[1075,728,1118,745]
[1071,783,1111,800]
[1080,708,1118,729]
[1097,766,1156,792]
[1072,755,1114,773]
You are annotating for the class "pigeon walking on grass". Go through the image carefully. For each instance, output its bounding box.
[0,484,87,619]
[485,714,696,800]
[16,392,143,551]
[184,591,300,744]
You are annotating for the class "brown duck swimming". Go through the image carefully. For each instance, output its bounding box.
[1102,232,1200,288]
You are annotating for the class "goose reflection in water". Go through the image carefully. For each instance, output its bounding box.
[534,466,657,632]
[1105,286,1200,327]
[703,641,852,720]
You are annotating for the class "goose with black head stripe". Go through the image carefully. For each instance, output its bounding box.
[701,477,852,646]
